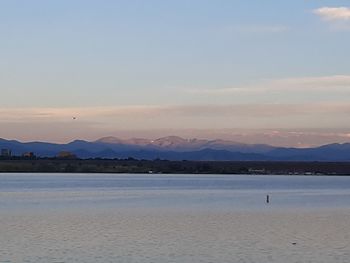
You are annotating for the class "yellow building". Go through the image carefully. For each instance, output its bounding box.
[57,151,77,159]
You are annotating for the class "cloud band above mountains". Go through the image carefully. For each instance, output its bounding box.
[1,102,350,122]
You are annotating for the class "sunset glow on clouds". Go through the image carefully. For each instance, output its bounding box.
[1,102,350,146]
[1,102,350,123]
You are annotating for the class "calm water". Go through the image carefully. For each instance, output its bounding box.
[1,173,350,262]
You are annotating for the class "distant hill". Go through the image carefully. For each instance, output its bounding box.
[1,136,350,161]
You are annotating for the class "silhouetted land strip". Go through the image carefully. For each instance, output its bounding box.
[1,158,350,175]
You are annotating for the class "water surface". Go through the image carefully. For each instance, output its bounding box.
[1,173,350,262]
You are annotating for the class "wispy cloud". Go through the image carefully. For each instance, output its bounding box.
[313,7,350,21]
[186,75,350,95]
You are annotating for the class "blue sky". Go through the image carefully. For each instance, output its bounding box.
[1,1,350,145]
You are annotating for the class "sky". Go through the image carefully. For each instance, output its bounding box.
[1,0,350,146]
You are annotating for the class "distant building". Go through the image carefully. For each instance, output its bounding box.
[22,152,35,158]
[57,151,77,159]
[1,148,12,157]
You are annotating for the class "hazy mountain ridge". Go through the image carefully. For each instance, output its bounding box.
[96,136,275,153]
[1,136,350,161]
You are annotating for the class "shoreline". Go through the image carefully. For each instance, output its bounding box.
[1,159,350,175]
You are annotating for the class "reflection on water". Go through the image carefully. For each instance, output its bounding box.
[1,173,350,262]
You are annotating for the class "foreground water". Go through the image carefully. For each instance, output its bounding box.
[1,174,350,263]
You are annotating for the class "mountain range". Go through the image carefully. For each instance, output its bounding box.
[1,136,350,161]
